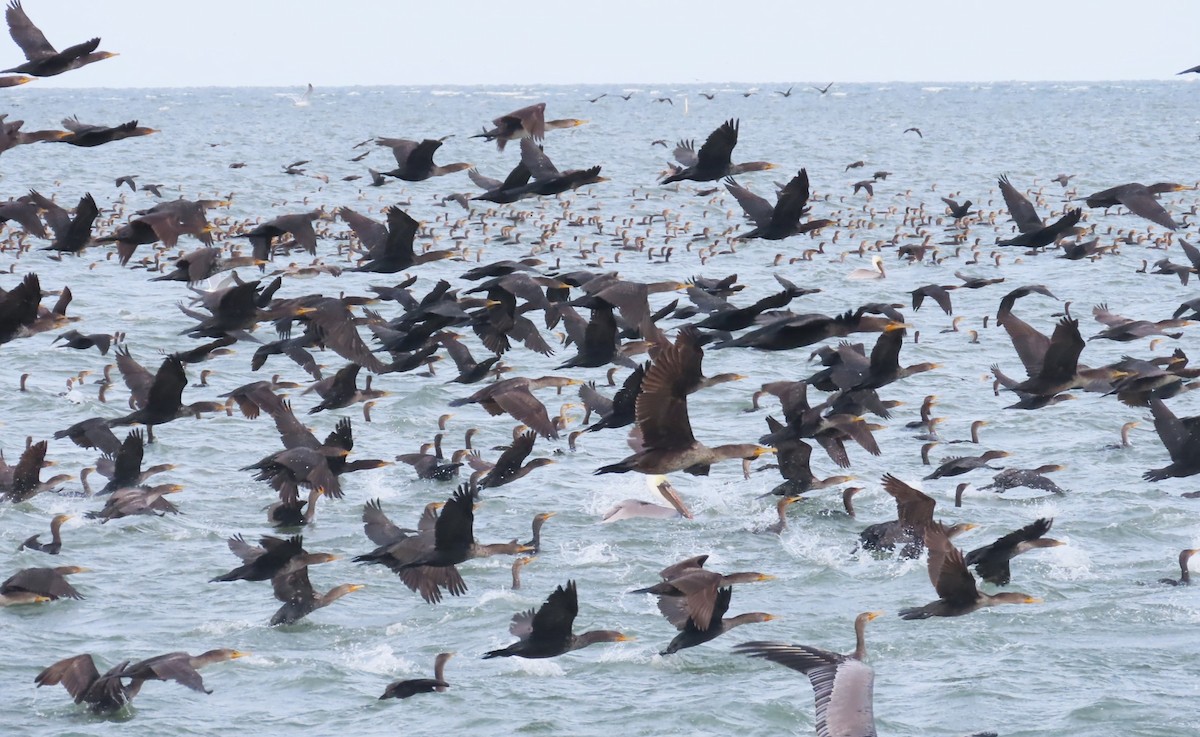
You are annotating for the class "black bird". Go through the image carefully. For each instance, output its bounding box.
[996,208,1082,248]
[59,117,156,147]
[1143,396,1200,481]
[482,580,630,658]
[106,355,188,435]
[2,1,116,77]
[1085,182,1186,230]
[726,169,834,240]
[964,518,1064,585]
[377,138,470,181]
[661,119,774,184]
[379,652,453,699]
[941,197,972,219]
[39,193,97,254]
[210,534,336,583]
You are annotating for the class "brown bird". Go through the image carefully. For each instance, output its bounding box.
[899,522,1041,619]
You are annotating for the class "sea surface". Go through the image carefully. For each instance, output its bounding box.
[0,81,1198,737]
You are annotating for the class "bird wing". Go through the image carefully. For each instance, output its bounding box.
[61,193,99,248]
[672,139,698,168]
[109,430,145,486]
[255,390,320,450]
[1179,239,1200,271]
[530,579,578,643]
[926,524,979,603]
[112,345,154,405]
[1035,317,1084,385]
[988,517,1053,557]
[6,1,56,59]
[12,439,47,493]
[374,205,418,262]
[377,138,418,166]
[1116,187,1179,230]
[491,387,557,439]
[484,430,535,486]
[144,656,208,693]
[881,473,935,527]
[997,175,1043,233]
[467,167,503,191]
[272,567,315,603]
[518,138,560,181]
[768,169,810,230]
[635,329,702,449]
[495,102,546,140]
[337,207,388,252]
[1148,396,1200,463]
[1091,303,1131,328]
[433,484,475,552]
[226,533,264,562]
[35,654,102,704]
[736,641,877,737]
[362,499,407,546]
[406,139,443,173]
[145,356,187,413]
[694,119,738,173]
[724,178,774,228]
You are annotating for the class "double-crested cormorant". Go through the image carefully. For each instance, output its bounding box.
[1,439,72,502]
[735,612,883,737]
[38,192,97,254]
[925,450,1010,480]
[471,102,585,150]
[3,1,116,77]
[35,654,133,712]
[380,652,453,699]
[377,138,470,182]
[632,563,773,631]
[725,169,833,240]
[120,649,246,695]
[354,484,532,603]
[1143,395,1200,481]
[59,117,156,147]
[270,568,362,625]
[1085,182,1187,230]
[1,564,85,602]
[85,483,183,522]
[343,205,451,273]
[482,580,631,658]
[210,534,336,583]
[658,586,774,655]
[661,119,774,184]
[449,376,580,439]
[19,513,71,554]
[479,430,554,489]
[964,518,1064,586]
[996,208,1083,248]
[858,473,975,557]
[596,329,772,475]
[899,522,1041,619]
[942,197,973,219]
[1159,549,1197,586]
[980,465,1067,495]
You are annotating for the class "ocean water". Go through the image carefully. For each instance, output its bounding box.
[0,81,1198,736]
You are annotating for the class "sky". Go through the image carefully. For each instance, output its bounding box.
[6,0,1200,88]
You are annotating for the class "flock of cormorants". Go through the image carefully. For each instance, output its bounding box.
[1,3,1199,734]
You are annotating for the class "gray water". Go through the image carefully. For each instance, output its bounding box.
[1,82,1198,736]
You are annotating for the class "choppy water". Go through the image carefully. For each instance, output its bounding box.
[1,81,1199,737]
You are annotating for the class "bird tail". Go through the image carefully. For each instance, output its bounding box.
[1142,468,1170,482]
[897,606,932,620]
[481,647,510,660]
[594,461,632,475]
